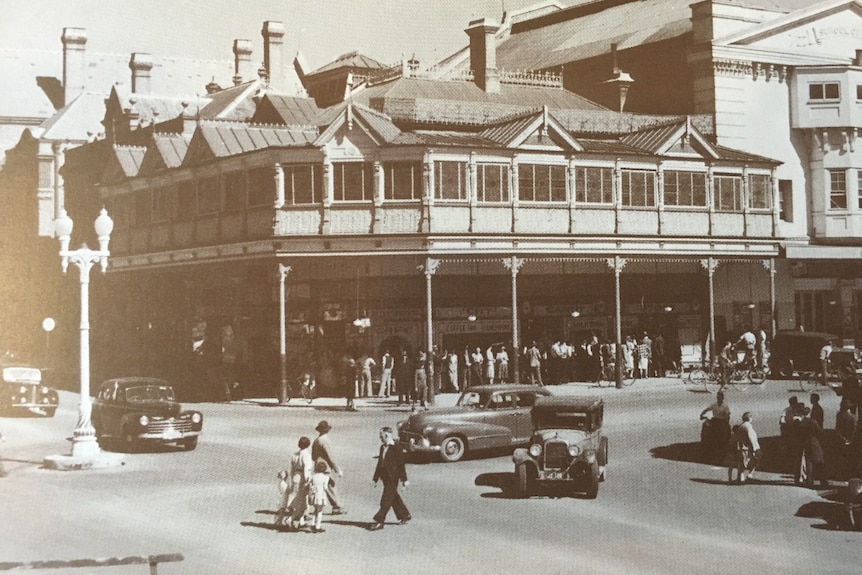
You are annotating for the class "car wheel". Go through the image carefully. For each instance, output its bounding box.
[584,462,600,499]
[515,463,531,498]
[439,436,466,462]
[181,437,198,451]
[598,436,609,468]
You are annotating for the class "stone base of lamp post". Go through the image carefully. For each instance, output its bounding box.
[43,437,124,471]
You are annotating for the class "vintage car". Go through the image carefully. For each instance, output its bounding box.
[397,384,552,462]
[769,331,861,379]
[0,366,58,417]
[92,377,202,451]
[512,396,607,499]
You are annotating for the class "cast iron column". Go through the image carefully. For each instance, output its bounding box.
[503,256,524,383]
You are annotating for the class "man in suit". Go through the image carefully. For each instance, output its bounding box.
[368,427,410,530]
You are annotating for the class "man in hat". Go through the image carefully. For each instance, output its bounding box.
[368,426,410,531]
[312,420,345,514]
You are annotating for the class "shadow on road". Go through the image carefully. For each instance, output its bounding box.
[475,471,513,498]
[795,491,861,531]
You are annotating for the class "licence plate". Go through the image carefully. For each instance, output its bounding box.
[546,471,566,480]
[163,428,181,440]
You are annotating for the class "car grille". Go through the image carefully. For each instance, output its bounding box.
[543,440,569,470]
[147,418,194,433]
[398,431,420,444]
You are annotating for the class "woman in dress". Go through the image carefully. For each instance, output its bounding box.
[307,460,330,533]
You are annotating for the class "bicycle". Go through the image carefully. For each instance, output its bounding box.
[797,360,849,393]
[688,358,765,393]
[283,373,316,404]
[596,362,635,387]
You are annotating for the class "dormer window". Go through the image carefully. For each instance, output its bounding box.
[809,82,840,101]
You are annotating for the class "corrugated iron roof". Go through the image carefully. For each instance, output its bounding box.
[152,133,190,168]
[196,121,317,157]
[620,120,683,154]
[308,51,389,76]
[39,91,110,142]
[258,94,322,126]
[113,145,145,177]
[479,113,540,146]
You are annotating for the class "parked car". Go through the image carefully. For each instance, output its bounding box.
[768,331,861,379]
[396,384,551,462]
[92,377,202,451]
[0,365,58,417]
[512,396,607,499]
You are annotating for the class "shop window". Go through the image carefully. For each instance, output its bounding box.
[829,169,847,209]
[620,169,655,207]
[663,171,706,207]
[574,166,612,204]
[285,164,323,205]
[434,161,468,200]
[133,189,152,227]
[748,174,771,210]
[779,179,793,222]
[197,177,220,215]
[713,175,742,212]
[224,171,246,211]
[152,187,171,222]
[809,82,840,101]
[476,163,510,203]
[248,166,276,207]
[384,161,422,200]
[518,163,566,202]
[333,162,374,201]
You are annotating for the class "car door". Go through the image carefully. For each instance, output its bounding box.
[485,391,532,446]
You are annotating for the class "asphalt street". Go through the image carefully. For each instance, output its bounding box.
[1,377,860,575]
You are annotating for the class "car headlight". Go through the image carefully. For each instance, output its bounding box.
[568,444,581,457]
[139,415,149,426]
[420,437,431,448]
[529,444,542,457]
[191,413,202,424]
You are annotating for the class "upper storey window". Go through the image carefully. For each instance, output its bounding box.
[748,174,771,210]
[285,164,323,205]
[518,164,566,202]
[333,162,374,202]
[384,162,422,200]
[829,169,847,209]
[714,175,743,212]
[620,169,655,207]
[248,167,276,207]
[476,163,510,203]
[574,167,612,204]
[663,171,706,207]
[434,161,468,200]
[809,82,840,101]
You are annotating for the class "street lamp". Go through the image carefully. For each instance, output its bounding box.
[44,208,123,470]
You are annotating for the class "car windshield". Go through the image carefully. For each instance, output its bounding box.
[125,385,175,402]
[457,391,488,407]
[535,410,589,431]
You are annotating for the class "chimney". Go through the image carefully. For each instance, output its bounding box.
[465,18,500,93]
[61,27,87,106]
[233,39,253,85]
[262,21,285,89]
[129,52,154,94]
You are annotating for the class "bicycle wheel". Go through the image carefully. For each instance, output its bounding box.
[688,368,708,385]
[704,371,723,394]
[732,371,748,392]
[747,367,765,385]
[799,375,818,392]
[621,372,635,387]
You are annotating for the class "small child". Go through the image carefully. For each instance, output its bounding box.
[307,460,330,533]
[725,424,747,484]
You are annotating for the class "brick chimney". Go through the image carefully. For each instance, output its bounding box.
[61,27,87,106]
[262,21,285,89]
[129,52,153,94]
[233,39,253,86]
[465,18,500,93]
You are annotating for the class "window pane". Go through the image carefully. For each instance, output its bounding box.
[385,162,421,200]
[830,169,847,209]
[714,175,742,211]
[478,164,509,202]
[197,177,220,215]
[748,174,771,209]
[435,161,467,200]
[809,84,824,100]
[134,190,152,226]
[825,83,840,99]
[621,170,655,207]
[334,162,373,201]
[288,165,319,205]
[224,172,246,211]
[176,182,195,220]
[152,187,170,222]
[575,167,612,204]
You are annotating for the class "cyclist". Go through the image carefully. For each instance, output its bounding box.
[717,340,735,388]
[298,372,316,403]
[736,329,756,367]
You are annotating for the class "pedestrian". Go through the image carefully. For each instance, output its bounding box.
[819,339,833,388]
[485,345,495,385]
[359,353,376,398]
[368,426,410,531]
[738,411,761,481]
[276,435,312,531]
[470,347,484,386]
[307,460,330,533]
[755,326,768,369]
[341,354,357,411]
[726,424,746,484]
[495,345,509,384]
[810,393,824,429]
[797,406,827,488]
[394,348,411,406]
[526,341,543,386]
[637,334,651,379]
[623,336,635,378]
[700,391,731,463]
[447,350,459,392]
[430,344,442,403]
[652,332,666,377]
[837,400,858,445]
[312,420,346,515]
[462,346,472,388]
[379,349,394,397]
[412,350,428,412]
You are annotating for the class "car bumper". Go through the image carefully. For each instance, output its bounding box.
[137,429,201,442]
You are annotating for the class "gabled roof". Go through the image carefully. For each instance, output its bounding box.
[108,85,211,127]
[182,120,318,165]
[199,80,264,121]
[137,133,191,175]
[716,0,862,46]
[307,51,389,77]
[39,91,111,142]
[314,101,401,146]
[101,144,146,183]
[621,117,719,158]
[250,94,322,127]
[478,107,583,150]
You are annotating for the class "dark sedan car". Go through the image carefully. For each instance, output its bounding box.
[396,384,552,462]
[1,366,58,417]
[92,377,202,451]
[769,331,860,379]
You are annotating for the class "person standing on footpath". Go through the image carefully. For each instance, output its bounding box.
[312,420,346,515]
[359,353,376,398]
[447,350,459,392]
[495,345,509,384]
[700,391,731,463]
[379,349,394,398]
[485,345,496,385]
[394,349,411,407]
[526,341,543,386]
[341,354,357,411]
[368,426,410,531]
[810,393,824,429]
[470,347,484,386]
[412,350,428,412]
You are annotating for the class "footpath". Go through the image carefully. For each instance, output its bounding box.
[240,376,691,410]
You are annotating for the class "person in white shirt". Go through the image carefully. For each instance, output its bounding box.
[739,412,761,481]
[737,330,756,365]
[495,346,510,384]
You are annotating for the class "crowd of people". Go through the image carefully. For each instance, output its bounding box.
[699,377,862,487]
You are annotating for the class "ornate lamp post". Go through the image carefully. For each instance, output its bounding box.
[44,209,123,470]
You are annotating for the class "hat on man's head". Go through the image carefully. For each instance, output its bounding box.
[316,420,332,433]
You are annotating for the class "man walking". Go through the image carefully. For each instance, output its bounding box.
[368,426,410,531]
[312,420,345,515]
[738,412,761,482]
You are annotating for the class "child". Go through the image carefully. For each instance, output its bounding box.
[307,460,330,533]
[725,424,747,484]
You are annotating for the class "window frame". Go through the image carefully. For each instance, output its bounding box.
[284,164,323,205]
[433,160,469,201]
[809,82,840,101]
[713,174,743,212]
[476,163,511,203]
[248,167,276,208]
[662,170,707,208]
[747,173,772,210]
[573,166,613,204]
[829,169,847,210]
[383,161,423,201]
[224,171,247,212]
[517,163,567,203]
[197,176,221,216]
[620,169,656,207]
[332,161,374,202]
